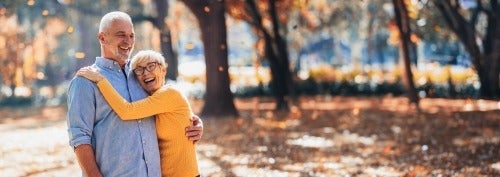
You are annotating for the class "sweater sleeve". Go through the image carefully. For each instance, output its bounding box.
[96,79,185,120]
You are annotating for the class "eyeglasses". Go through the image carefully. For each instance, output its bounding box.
[133,62,159,75]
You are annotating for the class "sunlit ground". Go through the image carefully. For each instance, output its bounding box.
[0,96,499,177]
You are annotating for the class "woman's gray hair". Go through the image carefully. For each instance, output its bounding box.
[99,11,132,33]
[130,50,168,70]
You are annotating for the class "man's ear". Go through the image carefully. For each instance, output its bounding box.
[97,32,105,44]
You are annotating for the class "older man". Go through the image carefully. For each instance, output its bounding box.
[66,11,203,177]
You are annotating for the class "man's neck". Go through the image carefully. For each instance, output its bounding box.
[101,56,127,68]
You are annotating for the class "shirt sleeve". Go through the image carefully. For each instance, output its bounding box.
[96,79,186,120]
[66,76,96,149]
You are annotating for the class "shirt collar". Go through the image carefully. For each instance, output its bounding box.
[95,57,129,71]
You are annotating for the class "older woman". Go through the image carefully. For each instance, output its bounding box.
[77,50,199,177]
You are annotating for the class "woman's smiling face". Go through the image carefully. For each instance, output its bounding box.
[133,59,166,95]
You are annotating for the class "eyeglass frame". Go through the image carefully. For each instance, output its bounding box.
[133,62,160,75]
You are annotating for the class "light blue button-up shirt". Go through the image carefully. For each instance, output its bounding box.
[67,57,161,177]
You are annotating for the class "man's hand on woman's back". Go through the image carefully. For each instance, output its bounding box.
[186,115,203,143]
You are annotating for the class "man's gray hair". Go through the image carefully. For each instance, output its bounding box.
[99,11,132,33]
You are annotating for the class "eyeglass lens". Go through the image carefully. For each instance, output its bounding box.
[134,62,157,75]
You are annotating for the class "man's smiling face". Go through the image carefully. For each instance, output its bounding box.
[99,19,135,66]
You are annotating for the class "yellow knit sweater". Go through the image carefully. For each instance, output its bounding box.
[96,79,199,177]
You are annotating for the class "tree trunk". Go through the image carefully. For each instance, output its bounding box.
[265,36,289,111]
[183,0,239,117]
[268,0,295,111]
[434,0,500,98]
[479,0,500,98]
[393,0,420,107]
[75,16,96,71]
[245,0,292,112]
[154,0,178,80]
[8,40,18,98]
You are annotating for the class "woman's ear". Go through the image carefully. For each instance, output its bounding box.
[163,64,168,73]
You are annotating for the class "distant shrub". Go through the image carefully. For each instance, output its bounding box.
[176,65,480,99]
[0,96,33,107]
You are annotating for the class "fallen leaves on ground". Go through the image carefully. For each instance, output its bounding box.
[0,96,499,177]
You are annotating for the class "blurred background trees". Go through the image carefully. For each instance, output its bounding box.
[433,0,499,98]
[227,0,296,111]
[0,0,498,116]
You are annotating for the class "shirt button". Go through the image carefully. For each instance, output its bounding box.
[142,140,145,144]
